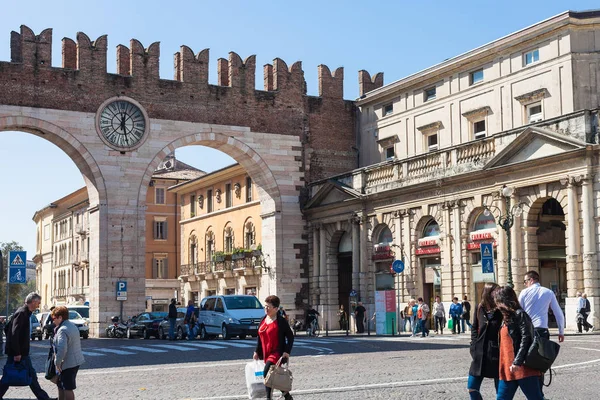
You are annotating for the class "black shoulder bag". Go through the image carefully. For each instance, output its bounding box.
[524,329,560,374]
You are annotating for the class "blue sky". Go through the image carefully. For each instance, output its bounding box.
[1,0,597,253]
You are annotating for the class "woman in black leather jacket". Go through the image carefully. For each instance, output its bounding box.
[493,286,542,400]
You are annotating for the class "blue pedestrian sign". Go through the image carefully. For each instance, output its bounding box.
[480,243,494,274]
[392,259,405,274]
[8,251,27,284]
[116,280,128,301]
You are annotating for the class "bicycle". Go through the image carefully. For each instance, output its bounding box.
[306,318,320,337]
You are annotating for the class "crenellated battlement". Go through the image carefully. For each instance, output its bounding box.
[358,70,384,96]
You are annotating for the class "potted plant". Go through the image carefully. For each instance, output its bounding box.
[252,244,262,257]
[232,248,246,260]
[213,251,226,262]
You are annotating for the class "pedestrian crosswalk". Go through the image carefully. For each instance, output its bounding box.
[80,337,354,357]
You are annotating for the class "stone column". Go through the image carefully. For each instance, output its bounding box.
[312,224,320,305]
[510,192,523,287]
[452,202,465,299]
[441,202,454,300]
[352,218,360,297]
[403,211,415,298]
[359,215,369,301]
[565,176,583,297]
[582,175,597,295]
[496,195,508,286]
[319,225,327,307]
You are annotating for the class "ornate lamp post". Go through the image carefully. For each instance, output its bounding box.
[484,185,523,288]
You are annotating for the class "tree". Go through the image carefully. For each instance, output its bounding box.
[0,241,31,315]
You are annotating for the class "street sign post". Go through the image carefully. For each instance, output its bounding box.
[116,280,128,301]
[480,243,494,274]
[391,260,405,274]
[8,251,27,284]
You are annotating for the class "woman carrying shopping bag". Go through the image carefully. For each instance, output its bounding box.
[253,295,294,400]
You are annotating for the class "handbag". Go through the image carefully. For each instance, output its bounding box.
[524,330,560,373]
[264,357,293,392]
[0,361,32,386]
[45,345,59,383]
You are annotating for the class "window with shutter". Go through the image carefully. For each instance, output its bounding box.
[162,257,168,278]
[152,258,158,278]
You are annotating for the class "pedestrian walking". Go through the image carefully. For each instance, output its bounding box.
[467,283,502,400]
[576,292,593,333]
[278,306,289,321]
[168,298,177,340]
[519,270,565,398]
[449,297,463,334]
[493,286,543,400]
[401,302,411,332]
[411,299,420,336]
[51,306,85,400]
[462,295,473,333]
[337,305,348,330]
[582,293,594,331]
[432,296,445,334]
[184,300,196,340]
[253,295,294,400]
[0,292,56,400]
[354,302,366,333]
[417,297,429,337]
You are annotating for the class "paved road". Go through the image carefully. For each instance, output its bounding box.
[1,332,598,399]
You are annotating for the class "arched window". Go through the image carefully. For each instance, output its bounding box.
[377,226,393,245]
[423,220,440,237]
[205,229,215,262]
[224,224,234,252]
[189,235,198,264]
[473,212,496,231]
[244,220,255,249]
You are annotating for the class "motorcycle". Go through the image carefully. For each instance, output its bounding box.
[105,316,127,338]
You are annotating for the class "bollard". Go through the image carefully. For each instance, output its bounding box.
[392,318,395,336]
[325,320,329,337]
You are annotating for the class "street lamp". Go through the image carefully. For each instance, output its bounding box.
[483,185,523,288]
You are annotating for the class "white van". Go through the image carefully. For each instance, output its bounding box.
[198,295,264,340]
[66,305,90,321]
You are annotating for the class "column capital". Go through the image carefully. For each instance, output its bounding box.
[392,209,408,218]
[311,222,323,230]
[560,174,584,187]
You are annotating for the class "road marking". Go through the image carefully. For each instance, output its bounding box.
[121,346,168,353]
[213,341,255,348]
[152,344,198,351]
[573,347,600,352]
[94,348,136,355]
[293,339,336,344]
[176,342,226,349]
[77,361,248,376]
[82,351,106,356]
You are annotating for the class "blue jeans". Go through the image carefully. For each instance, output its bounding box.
[497,376,543,400]
[169,317,177,339]
[0,355,52,400]
[411,316,420,335]
[402,317,411,332]
[462,318,473,332]
[419,319,428,337]
[468,375,498,400]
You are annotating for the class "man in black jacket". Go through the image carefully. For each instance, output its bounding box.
[0,292,56,400]
[168,298,177,340]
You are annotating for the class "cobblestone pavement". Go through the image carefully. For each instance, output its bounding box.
[0,331,598,399]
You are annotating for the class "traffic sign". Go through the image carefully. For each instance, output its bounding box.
[8,251,27,284]
[480,243,494,274]
[116,280,128,301]
[391,259,405,274]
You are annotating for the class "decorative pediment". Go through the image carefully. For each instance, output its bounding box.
[377,135,399,147]
[417,121,443,132]
[304,180,362,209]
[484,127,586,169]
[462,106,492,120]
[514,88,549,104]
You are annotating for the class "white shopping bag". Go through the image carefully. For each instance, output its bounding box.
[245,359,266,399]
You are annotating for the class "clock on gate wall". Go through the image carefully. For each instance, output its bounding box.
[96,97,149,151]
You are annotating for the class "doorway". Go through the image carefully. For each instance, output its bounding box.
[337,253,352,315]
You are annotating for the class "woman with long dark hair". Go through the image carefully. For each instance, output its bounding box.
[253,295,294,400]
[467,283,502,399]
[493,286,542,400]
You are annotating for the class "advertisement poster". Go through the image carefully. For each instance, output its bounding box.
[375,290,397,334]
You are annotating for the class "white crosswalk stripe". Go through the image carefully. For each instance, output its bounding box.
[152,344,199,351]
[175,342,226,350]
[210,341,254,348]
[82,351,106,357]
[95,348,136,355]
[122,345,168,353]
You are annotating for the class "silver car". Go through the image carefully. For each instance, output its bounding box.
[157,307,198,340]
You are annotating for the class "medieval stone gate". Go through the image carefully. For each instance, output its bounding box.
[0,25,361,335]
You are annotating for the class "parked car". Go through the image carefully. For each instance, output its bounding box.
[67,305,90,321]
[126,311,168,339]
[69,310,89,339]
[157,307,199,340]
[30,313,42,340]
[198,295,264,340]
[38,312,55,339]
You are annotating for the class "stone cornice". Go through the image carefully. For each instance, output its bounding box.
[514,88,549,104]
[417,121,443,132]
[462,106,492,120]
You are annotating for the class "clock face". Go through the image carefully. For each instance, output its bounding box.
[97,99,147,150]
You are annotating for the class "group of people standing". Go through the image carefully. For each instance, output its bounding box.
[468,271,565,400]
[402,296,472,337]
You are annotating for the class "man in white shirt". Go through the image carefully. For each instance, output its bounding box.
[519,270,565,342]
[519,270,565,399]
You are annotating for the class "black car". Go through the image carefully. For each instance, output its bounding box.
[126,312,168,339]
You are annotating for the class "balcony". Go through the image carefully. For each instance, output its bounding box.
[75,224,87,236]
[314,136,496,196]
[72,252,89,267]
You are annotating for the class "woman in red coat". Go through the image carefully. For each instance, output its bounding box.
[253,295,294,400]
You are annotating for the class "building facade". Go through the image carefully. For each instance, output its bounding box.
[33,155,204,311]
[306,11,600,331]
[171,164,264,304]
